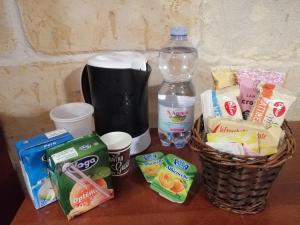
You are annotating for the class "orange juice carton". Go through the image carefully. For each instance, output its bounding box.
[47,134,114,220]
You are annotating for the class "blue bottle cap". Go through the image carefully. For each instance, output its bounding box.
[170,26,188,36]
[174,139,186,149]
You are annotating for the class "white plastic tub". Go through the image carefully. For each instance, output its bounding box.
[50,102,94,138]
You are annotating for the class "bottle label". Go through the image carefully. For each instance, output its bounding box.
[158,99,195,133]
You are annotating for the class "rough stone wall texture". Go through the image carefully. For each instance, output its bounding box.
[0,0,15,53]
[18,0,201,53]
[0,0,300,174]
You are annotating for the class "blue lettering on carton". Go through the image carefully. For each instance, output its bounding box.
[174,159,190,170]
[71,155,99,172]
[166,165,188,180]
[143,153,157,161]
[144,159,163,166]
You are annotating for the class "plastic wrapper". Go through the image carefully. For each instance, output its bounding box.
[248,83,297,128]
[212,67,237,89]
[216,86,243,120]
[237,69,286,119]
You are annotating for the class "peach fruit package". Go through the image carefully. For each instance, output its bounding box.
[150,154,197,203]
[47,134,114,220]
[135,152,165,183]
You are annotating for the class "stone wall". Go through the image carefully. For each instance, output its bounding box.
[0,0,300,173]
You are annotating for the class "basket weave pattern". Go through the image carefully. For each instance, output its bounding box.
[189,116,296,214]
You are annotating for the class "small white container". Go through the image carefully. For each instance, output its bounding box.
[50,102,94,138]
[100,132,132,176]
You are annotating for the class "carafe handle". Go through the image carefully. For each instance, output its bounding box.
[81,65,92,104]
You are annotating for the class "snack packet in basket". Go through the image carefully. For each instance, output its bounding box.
[206,142,244,155]
[207,131,260,155]
[150,154,197,203]
[216,86,243,120]
[211,67,237,90]
[237,69,286,119]
[135,152,165,183]
[248,83,297,128]
[208,117,285,156]
[200,90,221,132]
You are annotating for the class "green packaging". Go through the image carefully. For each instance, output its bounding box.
[47,134,114,220]
[135,152,165,183]
[150,154,197,203]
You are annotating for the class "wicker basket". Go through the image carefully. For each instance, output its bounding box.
[189,116,296,214]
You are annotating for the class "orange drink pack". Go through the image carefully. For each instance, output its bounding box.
[47,134,114,220]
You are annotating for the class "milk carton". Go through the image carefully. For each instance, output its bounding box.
[46,134,114,220]
[15,129,73,209]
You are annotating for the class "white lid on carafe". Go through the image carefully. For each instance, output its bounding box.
[87,51,147,71]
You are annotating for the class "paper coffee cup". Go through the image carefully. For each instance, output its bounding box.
[100,132,132,176]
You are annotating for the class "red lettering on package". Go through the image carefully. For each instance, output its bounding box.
[224,101,237,116]
[273,102,286,117]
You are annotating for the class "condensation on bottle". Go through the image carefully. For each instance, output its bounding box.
[157,26,198,149]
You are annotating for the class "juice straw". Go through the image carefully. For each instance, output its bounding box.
[62,163,87,188]
[62,162,111,198]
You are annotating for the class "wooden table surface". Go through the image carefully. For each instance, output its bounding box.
[12,124,300,225]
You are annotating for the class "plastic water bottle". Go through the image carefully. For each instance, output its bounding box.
[158,26,198,149]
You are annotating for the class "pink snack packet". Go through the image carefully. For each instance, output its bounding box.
[237,69,286,119]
